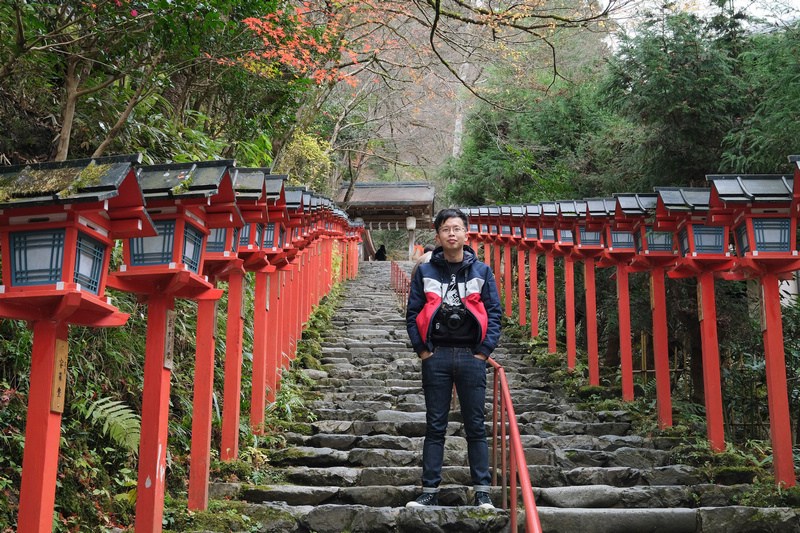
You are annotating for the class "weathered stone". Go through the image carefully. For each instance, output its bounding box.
[396,506,510,533]
[285,466,360,486]
[359,434,421,451]
[565,466,641,487]
[241,485,339,505]
[537,508,697,533]
[307,433,361,449]
[618,485,691,508]
[690,483,751,507]
[359,466,421,486]
[539,485,622,508]
[339,486,418,507]
[642,464,708,486]
[348,447,419,467]
[375,410,426,423]
[208,481,241,500]
[697,506,800,533]
[608,447,670,469]
[269,446,348,467]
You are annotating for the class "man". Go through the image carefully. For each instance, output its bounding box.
[405,208,502,509]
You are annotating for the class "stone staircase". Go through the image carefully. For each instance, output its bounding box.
[205,261,800,533]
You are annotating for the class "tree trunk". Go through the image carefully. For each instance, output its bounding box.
[55,56,80,161]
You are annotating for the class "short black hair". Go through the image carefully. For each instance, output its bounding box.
[433,208,468,232]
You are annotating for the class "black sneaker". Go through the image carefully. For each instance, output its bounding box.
[474,491,494,509]
[406,492,439,507]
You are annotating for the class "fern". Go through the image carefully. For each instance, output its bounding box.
[77,397,141,455]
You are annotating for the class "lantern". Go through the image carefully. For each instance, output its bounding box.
[706,170,798,488]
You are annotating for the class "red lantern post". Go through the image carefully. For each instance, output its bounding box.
[591,197,637,401]
[654,186,734,452]
[521,204,542,338]
[615,193,678,428]
[706,170,798,487]
[536,202,561,354]
[562,200,606,386]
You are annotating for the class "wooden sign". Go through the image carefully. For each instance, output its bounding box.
[164,309,176,370]
[696,280,703,322]
[50,339,69,413]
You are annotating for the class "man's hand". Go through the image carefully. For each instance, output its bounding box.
[420,350,433,360]
[474,353,488,361]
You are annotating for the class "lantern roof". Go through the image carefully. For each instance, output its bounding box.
[0,154,145,209]
[655,187,711,213]
[137,160,236,201]
[265,174,287,201]
[706,174,793,204]
[557,200,585,219]
[540,201,559,218]
[137,160,242,229]
[524,203,541,218]
[487,205,501,217]
[232,167,269,202]
[614,193,658,216]
[285,187,304,211]
[584,197,616,218]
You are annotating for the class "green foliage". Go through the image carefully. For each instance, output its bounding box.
[276,131,334,195]
[74,397,141,455]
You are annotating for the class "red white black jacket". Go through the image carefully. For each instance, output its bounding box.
[406,245,502,357]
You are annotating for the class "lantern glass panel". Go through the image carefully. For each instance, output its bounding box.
[501,225,512,236]
[693,225,725,254]
[734,223,749,254]
[678,228,690,256]
[579,226,602,246]
[611,230,635,249]
[753,218,791,252]
[559,229,573,243]
[10,228,65,286]
[256,223,264,249]
[514,226,522,237]
[646,226,674,252]
[239,224,252,247]
[206,227,227,253]
[541,227,555,241]
[74,232,105,295]
[491,225,498,235]
[131,219,174,266]
[469,223,479,233]
[633,230,643,253]
[182,223,204,273]
[525,227,538,240]
[279,226,286,247]
[263,222,276,248]
[480,224,488,234]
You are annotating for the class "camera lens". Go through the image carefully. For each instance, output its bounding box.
[446,312,463,329]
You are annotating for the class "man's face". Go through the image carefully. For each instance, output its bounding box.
[436,216,467,253]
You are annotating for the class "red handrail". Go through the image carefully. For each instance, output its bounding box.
[488,358,542,532]
[390,261,409,314]
[390,261,542,531]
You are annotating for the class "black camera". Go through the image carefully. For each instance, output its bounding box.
[443,304,466,330]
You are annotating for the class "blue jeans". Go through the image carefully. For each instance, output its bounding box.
[421,346,491,490]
